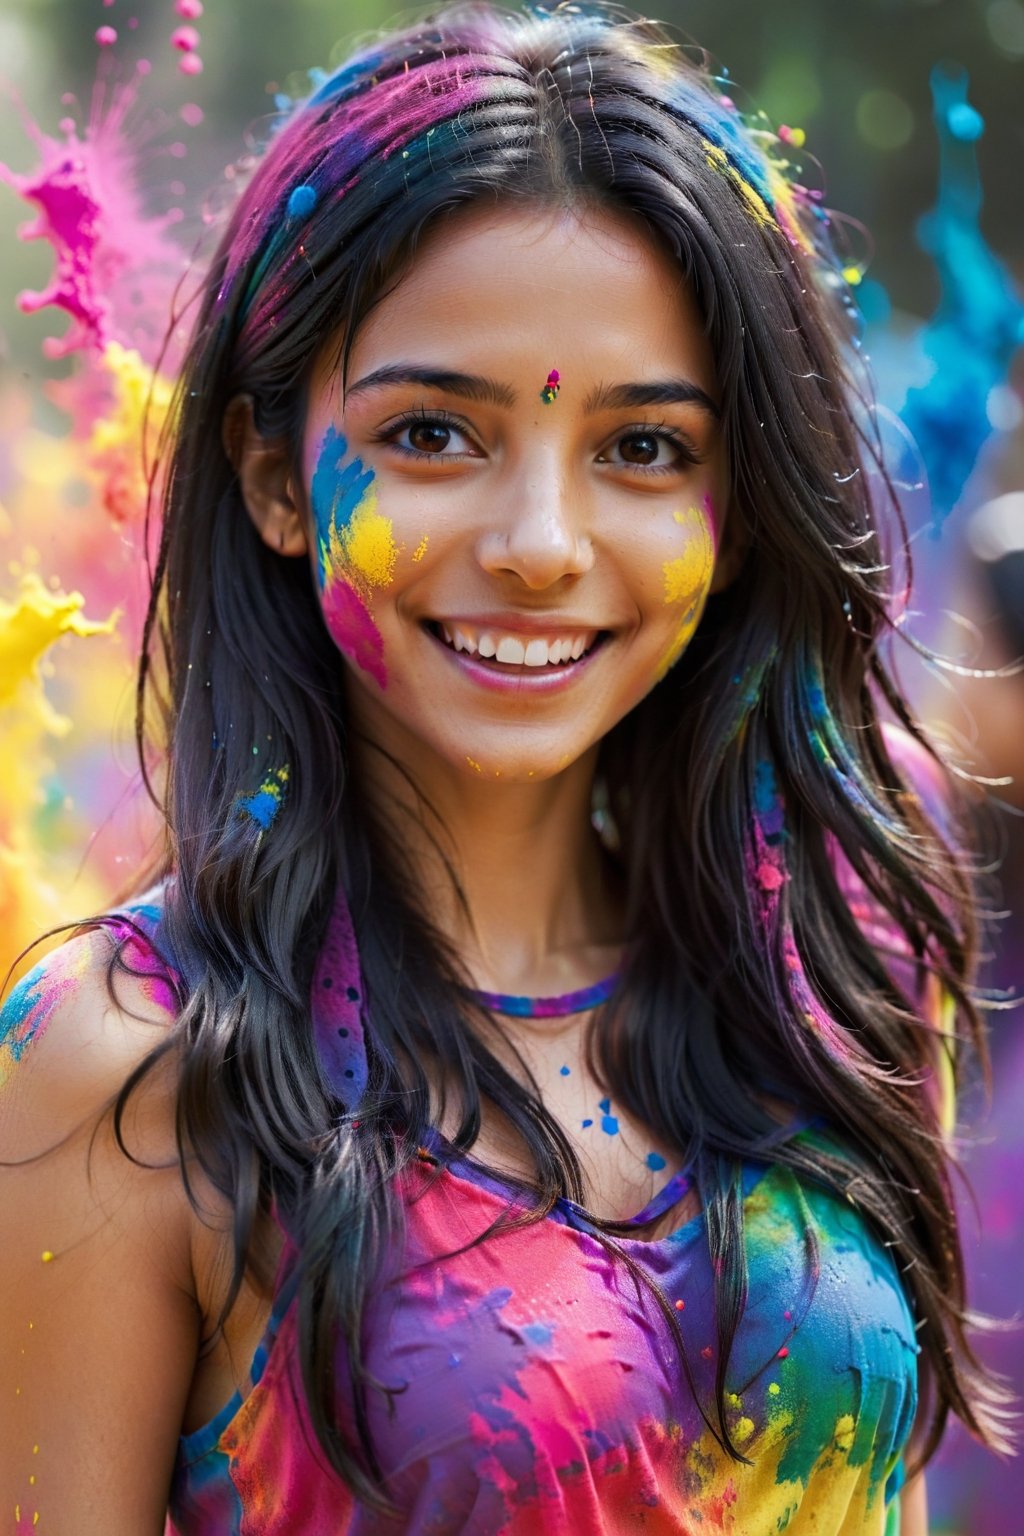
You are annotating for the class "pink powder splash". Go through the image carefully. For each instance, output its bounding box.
[321,579,388,689]
[0,78,189,369]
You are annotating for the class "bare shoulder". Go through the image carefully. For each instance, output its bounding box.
[0,924,200,1533]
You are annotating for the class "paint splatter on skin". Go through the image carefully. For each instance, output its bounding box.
[657,500,716,677]
[311,426,398,689]
[237,764,290,831]
[540,368,560,404]
[411,535,429,563]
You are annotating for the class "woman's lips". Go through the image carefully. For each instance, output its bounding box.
[425,620,609,690]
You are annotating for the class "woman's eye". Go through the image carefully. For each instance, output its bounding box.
[618,433,663,466]
[407,421,455,454]
[382,415,477,458]
[601,429,697,471]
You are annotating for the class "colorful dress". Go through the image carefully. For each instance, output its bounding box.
[1,897,917,1534]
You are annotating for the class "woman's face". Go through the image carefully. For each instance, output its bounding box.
[297,203,734,783]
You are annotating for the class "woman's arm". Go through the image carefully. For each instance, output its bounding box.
[0,932,199,1534]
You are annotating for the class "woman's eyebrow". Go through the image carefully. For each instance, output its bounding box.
[582,379,721,419]
[346,365,517,408]
[345,364,720,419]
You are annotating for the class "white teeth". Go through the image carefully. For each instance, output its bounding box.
[436,624,596,665]
[496,636,527,665]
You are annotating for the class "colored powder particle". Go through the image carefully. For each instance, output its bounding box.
[175,0,203,16]
[41,1251,54,1263]
[581,1118,593,1128]
[411,535,429,562]
[734,1417,755,1443]
[286,183,318,219]
[601,1114,619,1136]
[701,1345,714,1359]
[179,53,203,76]
[559,1065,570,1076]
[521,1321,554,1347]
[777,1346,789,1359]
[598,1097,610,1112]
[778,124,806,148]
[768,1382,781,1396]
[466,757,482,773]
[675,1299,686,1311]
[236,765,290,831]
[646,1152,667,1171]
[180,103,204,126]
[96,26,117,46]
[171,26,200,51]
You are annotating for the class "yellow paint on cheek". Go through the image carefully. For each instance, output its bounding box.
[657,507,716,678]
[333,483,398,588]
[412,535,429,563]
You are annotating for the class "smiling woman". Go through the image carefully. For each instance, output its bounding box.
[0,3,1014,1533]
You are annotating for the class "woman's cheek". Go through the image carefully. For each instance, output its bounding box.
[310,426,398,689]
[655,495,717,679]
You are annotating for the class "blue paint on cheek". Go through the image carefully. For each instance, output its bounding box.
[559,1065,570,1077]
[601,1115,619,1136]
[581,1118,593,1128]
[309,425,377,583]
[646,1152,667,1171]
[598,1097,611,1113]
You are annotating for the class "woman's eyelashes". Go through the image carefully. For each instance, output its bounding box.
[371,409,705,475]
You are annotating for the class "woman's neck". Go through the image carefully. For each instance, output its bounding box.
[347,721,624,996]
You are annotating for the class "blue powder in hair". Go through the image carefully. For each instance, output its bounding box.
[286,183,318,219]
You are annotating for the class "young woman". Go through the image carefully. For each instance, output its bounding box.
[1,4,1013,1531]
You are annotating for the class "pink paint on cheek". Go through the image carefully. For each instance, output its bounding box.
[321,577,387,690]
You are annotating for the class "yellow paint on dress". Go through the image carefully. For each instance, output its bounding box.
[411,535,429,563]
[834,1414,856,1452]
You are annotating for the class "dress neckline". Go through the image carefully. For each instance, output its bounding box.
[466,971,620,1018]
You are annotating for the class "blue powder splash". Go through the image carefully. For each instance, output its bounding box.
[286,182,318,219]
[646,1152,668,1172]
[310,426,376,583]
[883,67,1024,536]
[236,765,290,831]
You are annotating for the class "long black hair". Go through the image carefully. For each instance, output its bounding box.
[109,0,1012,1505]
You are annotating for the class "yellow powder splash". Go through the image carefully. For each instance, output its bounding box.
[657,506,716,677]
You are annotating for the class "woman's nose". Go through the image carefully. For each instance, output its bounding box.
[475,462,595,590]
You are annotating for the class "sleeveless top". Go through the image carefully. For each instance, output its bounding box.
[1,896,918,1534]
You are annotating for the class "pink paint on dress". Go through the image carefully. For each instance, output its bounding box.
[321,579,387,690]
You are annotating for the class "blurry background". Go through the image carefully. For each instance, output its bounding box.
[1,1,1021,1528]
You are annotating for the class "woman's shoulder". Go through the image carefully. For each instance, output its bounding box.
[0,885,181,1157]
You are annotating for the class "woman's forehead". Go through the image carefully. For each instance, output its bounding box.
[313,202,714,405]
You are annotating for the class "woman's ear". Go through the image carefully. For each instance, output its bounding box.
[709,505,749,594]
[222,394,309,557]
